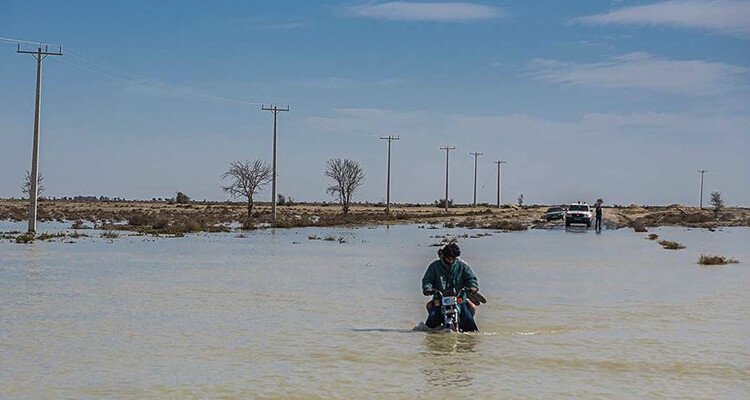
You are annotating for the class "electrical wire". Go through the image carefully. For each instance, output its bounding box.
[3,36,269,107]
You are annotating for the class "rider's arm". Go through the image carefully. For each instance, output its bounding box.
[462,263,479,292]
[421,263,436,294]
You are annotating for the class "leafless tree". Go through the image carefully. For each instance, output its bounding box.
[22,170,44,198]
[221,160,272,219]
[710,191,723,218]
[325,158,365,215]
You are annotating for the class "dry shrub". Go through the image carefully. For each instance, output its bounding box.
[484,220,527,231]
[127,211,153,227]
[698,254,739,265]
[631,220,648,232]
[658,240,685,250]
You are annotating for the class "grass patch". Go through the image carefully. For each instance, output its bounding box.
[658,240,685,250]
[647,234,659,240]
[37,231,67,241]
[101,231,119,239]
[15,232,35,244]
[68,231,89,239]
[698,254,739,265]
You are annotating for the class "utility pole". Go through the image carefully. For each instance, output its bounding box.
[17,44,62,234]
[470,151,483,206]
[440,146,456,213]
[379,135,399,215]
[261,104,290,222]
[493,160,507,208]
[698,169,707,209]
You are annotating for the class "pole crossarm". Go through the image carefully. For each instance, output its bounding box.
[261,104,290,222]
[261,104,290,114]
[17,44,63,57]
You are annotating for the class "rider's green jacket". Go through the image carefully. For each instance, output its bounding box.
[421,259,479,300]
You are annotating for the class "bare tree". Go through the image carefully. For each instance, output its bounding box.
[710,191,723,218]
[221,160,272,219]
[22,170,44,198]
[325,158,365,215]
[517,193,524,208]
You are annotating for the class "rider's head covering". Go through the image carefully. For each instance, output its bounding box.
[440,243,461,258]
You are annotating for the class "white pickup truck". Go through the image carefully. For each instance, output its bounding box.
[565,203,593,227]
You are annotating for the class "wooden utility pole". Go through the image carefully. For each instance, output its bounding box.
[17,44,62,233]
[493,160,507,208]
[470,151,483,206]
[698,169,707,209]
[261,104,289,221]
[440,146,456,213]
[379,135,399,215]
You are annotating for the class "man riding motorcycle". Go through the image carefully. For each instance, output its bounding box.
[421,242,485,332]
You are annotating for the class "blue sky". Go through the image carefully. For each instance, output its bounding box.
[1,1,748,205]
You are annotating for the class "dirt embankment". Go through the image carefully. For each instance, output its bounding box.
[604,204,750,230]
[0,199,747,234]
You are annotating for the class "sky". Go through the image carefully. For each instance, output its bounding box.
[0,0,748,206]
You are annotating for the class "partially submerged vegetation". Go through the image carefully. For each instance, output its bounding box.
[3,230,89,244]
[658,240,686,250]
[698,254,739,266]
[1,199,749,234]
[647,234,659,240]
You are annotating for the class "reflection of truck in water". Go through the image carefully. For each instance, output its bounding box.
[565,203,592,227]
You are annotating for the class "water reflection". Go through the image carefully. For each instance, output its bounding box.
[20,245,47,308]
[420,333,479,388]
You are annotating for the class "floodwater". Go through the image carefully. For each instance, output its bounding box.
[1,223,748,399]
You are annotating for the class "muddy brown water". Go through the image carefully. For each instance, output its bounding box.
[1,223,748,399]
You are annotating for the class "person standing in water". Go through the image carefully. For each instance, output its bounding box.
[594,199,603,231]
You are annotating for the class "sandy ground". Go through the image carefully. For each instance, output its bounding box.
[1,199,748,233]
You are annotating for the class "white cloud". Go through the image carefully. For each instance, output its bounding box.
[526,52,747,96]
[573,0,750,37]
[343,1,503,22]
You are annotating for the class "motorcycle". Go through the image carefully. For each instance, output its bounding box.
[430,288,470,332]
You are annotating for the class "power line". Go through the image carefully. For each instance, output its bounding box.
[379,135,399,215]
[0,36,62,47]
[261,105,290,222]
[469,151,483,206]
[439,146,456,213]
[16,44,63,233]
[493,160,507,208]
[698,169,707,209]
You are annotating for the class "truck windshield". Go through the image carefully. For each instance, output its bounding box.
[569,205,588,211]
